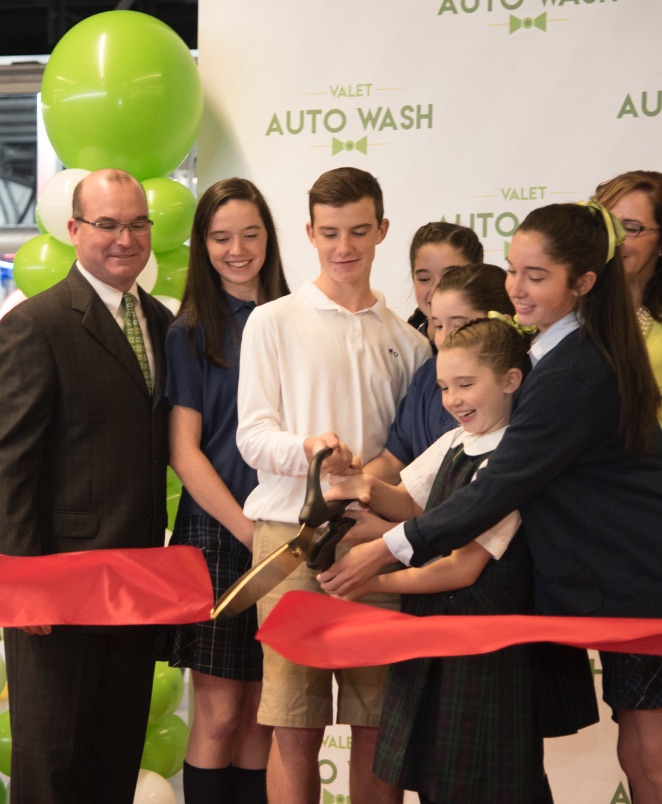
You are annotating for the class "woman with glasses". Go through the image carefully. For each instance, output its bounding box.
[594,171,662,422]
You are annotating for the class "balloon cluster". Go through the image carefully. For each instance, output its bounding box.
[140,662,189,784]
[13,10,201,307]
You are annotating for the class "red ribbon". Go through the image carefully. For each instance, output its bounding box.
[0,546,213,627]
[257,591,662,667]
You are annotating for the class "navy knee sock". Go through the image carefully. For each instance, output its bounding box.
[232,766,267,804]
[182,761,235,802]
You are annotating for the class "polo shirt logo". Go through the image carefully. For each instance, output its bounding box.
[388,348,399,358]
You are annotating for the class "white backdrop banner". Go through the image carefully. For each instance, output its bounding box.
[197,1,660,801]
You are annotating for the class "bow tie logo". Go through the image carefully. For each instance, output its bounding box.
[322,791,348,804]
[509,12,547,34]
[332,136,368,156]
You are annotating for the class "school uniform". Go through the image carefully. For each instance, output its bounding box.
[386,315,662,711]
[376,427,596,802]
[164,296,262,680]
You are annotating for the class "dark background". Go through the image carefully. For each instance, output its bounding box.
[0,0,198,56]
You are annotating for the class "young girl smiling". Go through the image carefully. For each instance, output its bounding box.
[330,317,594,802]
[321,202,662,801]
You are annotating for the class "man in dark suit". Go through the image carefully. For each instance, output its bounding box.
[0,168,173,803]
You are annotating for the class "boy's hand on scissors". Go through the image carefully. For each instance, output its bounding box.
[304,433,353,475]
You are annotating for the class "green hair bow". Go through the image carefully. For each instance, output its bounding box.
[487,310,537,336]
[577,200,626,262]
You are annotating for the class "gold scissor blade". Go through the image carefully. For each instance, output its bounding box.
[210,524,316,620]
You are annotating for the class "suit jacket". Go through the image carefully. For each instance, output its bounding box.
[0,265,172,558]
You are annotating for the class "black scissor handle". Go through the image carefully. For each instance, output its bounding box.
[306,516,356,571]
[298,446,350,528]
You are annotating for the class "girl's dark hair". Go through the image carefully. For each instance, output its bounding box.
[440,317,532,381]
[434,263,514,316]
[519,203,660,454]
[409,222,483,277]
[178,178,290,367]
[593,170,662,320]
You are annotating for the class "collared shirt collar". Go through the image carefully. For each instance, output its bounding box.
[225,290,257,314]
[76,261,141,318]
[300,279,385,320]
[529,312,580,366]
[454,426,508,455]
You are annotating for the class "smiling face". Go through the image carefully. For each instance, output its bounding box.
[437,346,519,435]
[430,289,485,350]
[413,243,468,320]
[505,229,595,332]
[68,172,151,292]
[608,190,661,292]
[205,199,267,301]
[306,197,388,300]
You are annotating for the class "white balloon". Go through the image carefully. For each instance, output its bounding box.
[153,295,181,316]
[137,252,158,294]
[37,169,91,245]
[133,769,176,804]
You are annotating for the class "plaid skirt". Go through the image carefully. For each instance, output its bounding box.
[168,513,262,681]
[374,540,606,804]
[378,648,550,802]
[601,651,662,717]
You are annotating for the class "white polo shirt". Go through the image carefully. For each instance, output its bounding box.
[237,280,430,524]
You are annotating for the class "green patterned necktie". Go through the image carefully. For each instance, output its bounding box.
[122,292,152,393]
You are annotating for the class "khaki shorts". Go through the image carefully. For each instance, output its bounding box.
[253,519,400,729]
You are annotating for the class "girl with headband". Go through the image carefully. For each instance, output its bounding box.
[321,202,662,800]
[347,263,515,542]
[328,316,597,802]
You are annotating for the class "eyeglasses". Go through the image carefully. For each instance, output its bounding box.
[74,217,154,237]
[621,220,661,239]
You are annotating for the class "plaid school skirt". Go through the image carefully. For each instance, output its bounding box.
[601,651,662,717]
[168,513,262,681]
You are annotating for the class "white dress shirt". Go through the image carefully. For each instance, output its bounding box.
[77,261,155,386]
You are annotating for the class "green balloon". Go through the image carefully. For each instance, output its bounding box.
[149,662,184,725]
[0,709,11,777]
[152,245,190,302]
[13,235,75,297]
[41,11,203,180]
[166,466,183,533]
[35,206,47,234]
[142,178,195,253]
[140,713,189,778]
